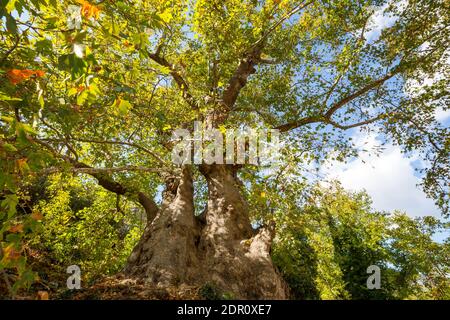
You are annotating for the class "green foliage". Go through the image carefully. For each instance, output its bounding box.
[28,174,145,284]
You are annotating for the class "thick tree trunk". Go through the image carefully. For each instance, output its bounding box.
[124,164,288,299]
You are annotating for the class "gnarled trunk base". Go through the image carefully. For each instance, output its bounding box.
[123,165,288,299]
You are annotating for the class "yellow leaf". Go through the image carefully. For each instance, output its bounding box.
[159,9,173,23]
[6,0,17,14]
[218,125,226,134]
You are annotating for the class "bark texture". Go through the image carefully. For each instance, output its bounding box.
[124,164,287,299]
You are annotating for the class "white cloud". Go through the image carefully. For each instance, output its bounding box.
[366,9,397,42]
[321,130,440,218]
[404,43,450,124]
[434,107,450,122]
[73,43,85,58]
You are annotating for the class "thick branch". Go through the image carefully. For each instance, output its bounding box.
[71,162,159,221]
[276,71,401,132]
[276,116,322,132]
[324,71,399,119]
[222,46,263,109]
[222,1,313,110]
[33,139,159,221]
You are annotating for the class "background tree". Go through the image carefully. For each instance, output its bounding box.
[271,182,449,300]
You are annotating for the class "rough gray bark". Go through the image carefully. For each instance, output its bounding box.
[124,164,288,299]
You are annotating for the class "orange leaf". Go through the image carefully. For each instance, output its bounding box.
[37,291,49,300]
[6,69,45,85]
[34,70,45,77]
[79,1,101,19]
[9,223,24,233]
[7,69,29,85]
[31,211,44,221]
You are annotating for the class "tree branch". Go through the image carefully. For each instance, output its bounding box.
[324,71,399,119]
[43,165,164,174]
[147,50,199,110]
[276,116,322,132]
[276,70,401,132]
[324,113,388,130]
[71,162,159,222]
[32,138,160,221]
[222,46,264,110]
[222,1,313,111]
[42,137,169,168]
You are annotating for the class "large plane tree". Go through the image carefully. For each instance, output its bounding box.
[0,0,448,298]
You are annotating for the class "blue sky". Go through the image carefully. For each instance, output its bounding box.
[315,0,449,221]
[321,121,449,219]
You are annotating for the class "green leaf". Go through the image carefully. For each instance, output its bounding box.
[76,90,88,105]
[38,92,45,108]
[68,87,79,96]
[1,116,14,123]
[58,53,88,79]
[158,65,171,75]
[35,39,53,54]
[5,0,18,14]
[1,143,18,152]
[16,122,37,135]
[118,99,132,115]
[0,92,21,101]
[5,14,18,34]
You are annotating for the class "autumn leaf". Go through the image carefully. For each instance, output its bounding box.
[2,245,21,261]
[37,291,49,300]
[31,211,44,221]
[79,0,101,19]
[7,69,45,85]
[16,158,29,174]
[7,69,33,84]
[34,70,45,77]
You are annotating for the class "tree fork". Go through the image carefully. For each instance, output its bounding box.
[124,164,288,299]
